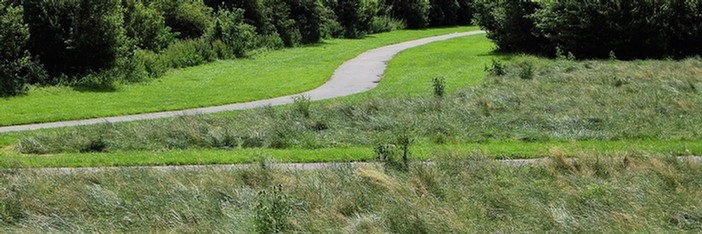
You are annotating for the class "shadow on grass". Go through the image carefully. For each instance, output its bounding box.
[71,83,119,93]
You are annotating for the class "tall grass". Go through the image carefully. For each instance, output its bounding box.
[1,153,701,232]
[16,57,702,154]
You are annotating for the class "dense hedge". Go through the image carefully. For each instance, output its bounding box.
[474,0,702,59]
[0,0,477,97]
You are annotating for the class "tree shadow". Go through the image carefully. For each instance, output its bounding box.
[71,83,118,93]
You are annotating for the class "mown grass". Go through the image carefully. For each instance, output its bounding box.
[0,27,479,126]
[2,153,702,232]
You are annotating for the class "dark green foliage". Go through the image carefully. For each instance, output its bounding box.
[534,0,702,59]
[209,8,257,58]
[331,0,376,38]
[473,0,548,54]
[121,0,175,51]
[153,0,213,39]
[455,0,474,25]
[432,76,445,97]
[254,185,292,233]
[388,0,430,29]
[161,39,216,68]
[0,1,32,97]
[475,0,702,59]
[429,0,459,26]
[23,0,126,78]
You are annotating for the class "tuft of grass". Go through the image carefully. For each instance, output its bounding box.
[1,153,702,232]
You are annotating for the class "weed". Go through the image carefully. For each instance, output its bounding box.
[292,95,312,118]
[432,76,446,98]
[254,184,292,233]
[485,59,506,76]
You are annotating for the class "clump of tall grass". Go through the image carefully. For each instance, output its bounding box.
[2,152,702,232]
[15,57,702,154]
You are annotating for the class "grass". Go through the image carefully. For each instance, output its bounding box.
[3,34,702,167]
[2,153,702,232]
[2,140,702,168]
[0,26,479,127]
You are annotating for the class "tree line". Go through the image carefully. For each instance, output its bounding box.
[473,0,702,59]
[0,0,474,97]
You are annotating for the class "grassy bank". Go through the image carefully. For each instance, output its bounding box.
[1,154,701,232]
[2,140,702,168]
[0,27,478,127]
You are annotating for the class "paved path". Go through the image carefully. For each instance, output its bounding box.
[0,31,486,133]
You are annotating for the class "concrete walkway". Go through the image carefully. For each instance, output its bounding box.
[0,31,485,133]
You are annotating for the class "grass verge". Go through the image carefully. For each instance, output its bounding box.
[2,140,701,168]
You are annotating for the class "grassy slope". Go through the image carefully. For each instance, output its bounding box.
[0,27,477,126]
[2,33,702,168]
[2,154,701,232]
[2,140,702,168]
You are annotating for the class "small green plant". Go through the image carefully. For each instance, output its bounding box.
[254,184,292,233]
[292,95,311,118]
[485,59,506,76]
[518,61,534,80]
[432,76,446,98]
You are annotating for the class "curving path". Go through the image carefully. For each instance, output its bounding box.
[0,31,486,133]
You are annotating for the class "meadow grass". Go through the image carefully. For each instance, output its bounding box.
[0,27,478,126]
[1,153,701,232]
[1,140,702,168]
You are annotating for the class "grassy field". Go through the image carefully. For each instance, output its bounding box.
[0,27,478,127]
[2,34,702,167]
[2,153,701,232]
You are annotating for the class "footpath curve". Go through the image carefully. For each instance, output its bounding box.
[0,30,486,133]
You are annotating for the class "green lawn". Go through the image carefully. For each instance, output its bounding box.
[0,26,478,127]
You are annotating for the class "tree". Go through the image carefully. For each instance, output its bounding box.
[24,0,126,78]
[0,1,31,96]
[388,0,430,29]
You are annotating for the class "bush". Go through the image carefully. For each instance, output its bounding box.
[209,8,257,58]
[23,0,127,78]
[429,0,460,26]
[161,39,216,68]
[387,0,430,29]
[368,15,406,34]
[154,0,213,39]
[331,0,377,38]
[118,49,168,82]
[473,0,548,54]
[456,0,475,25]
[534,0,702,59]
[121,0,175,51]
[0,1,31,97]
[265,0,322,46]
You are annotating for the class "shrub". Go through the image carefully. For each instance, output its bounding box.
[153,0,213,39]
[368,15,406,33]
[118,49,168,82]
[473,0,548,54]
[387,0,431,29]
[0,1,32,97]
[23,0,127,78]
[209,8,257,58]
[161,39,216,68]
[331,0,377,38]
[456,0,475,25]
[534,0,702,59]
[254,184,292,233]
[121,0,175,51]
[429,0,460,26]
[432,76,445,98]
